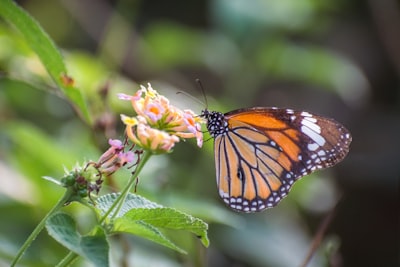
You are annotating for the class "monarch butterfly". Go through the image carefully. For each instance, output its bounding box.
[201,107,352,212]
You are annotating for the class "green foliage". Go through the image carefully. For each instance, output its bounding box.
[0,2,210,266]
[97,193,209,253]
[46,213,109,267]
[42,193,208,266]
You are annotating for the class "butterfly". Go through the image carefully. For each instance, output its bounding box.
[201,107,352,212]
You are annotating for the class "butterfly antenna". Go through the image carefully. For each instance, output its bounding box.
[195,78,208,109]
[175,91,205,107]
[176,79,208,108]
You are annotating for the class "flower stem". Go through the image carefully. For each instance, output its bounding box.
[55,251,78,267]
[11,188,74,267]
[100,151,151,223]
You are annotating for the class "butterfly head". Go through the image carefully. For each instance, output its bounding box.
[201,109,229,138]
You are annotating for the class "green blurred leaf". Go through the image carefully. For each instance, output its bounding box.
[140,23,204,69]
[0,120,95,207]
[213,0,322,35]
[3,121,79,175]
[0,0,91,124]
[46,212,109,267]
[96,193,209,253]
[255,39,368,99]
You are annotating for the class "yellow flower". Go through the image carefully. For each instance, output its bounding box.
[119,84,204,153]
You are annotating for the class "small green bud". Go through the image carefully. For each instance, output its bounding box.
[78,188,88,197]
[62,173,76,186]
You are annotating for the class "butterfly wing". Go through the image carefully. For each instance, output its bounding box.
[213,107,351,212]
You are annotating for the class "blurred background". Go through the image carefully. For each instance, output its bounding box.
[0,0,399,266]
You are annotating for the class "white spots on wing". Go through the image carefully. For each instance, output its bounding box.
[307,143,319,151]
[219,189,229,199]
[300,115,325,146]
[301,111,312,117]
[301,125,326,146]
[302,117,321,134]
[231,205,241,210]
[303,116,317,123]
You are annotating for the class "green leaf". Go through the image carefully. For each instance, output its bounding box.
[0,0,91,124]
[46,212,109,267]
[80,229,109,267]
[96,193,209,253]
[42,176,63,186]
[121,208,209,247]
[46,213,81,254]
[96,193,162,218]
[115,219,187,254]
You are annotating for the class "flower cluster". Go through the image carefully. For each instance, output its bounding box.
[119,83,204,154]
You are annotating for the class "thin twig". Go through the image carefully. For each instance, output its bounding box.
[299,196,342,267]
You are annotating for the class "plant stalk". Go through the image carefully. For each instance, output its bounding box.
[100,151,151,223]
[11,188,74,266]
